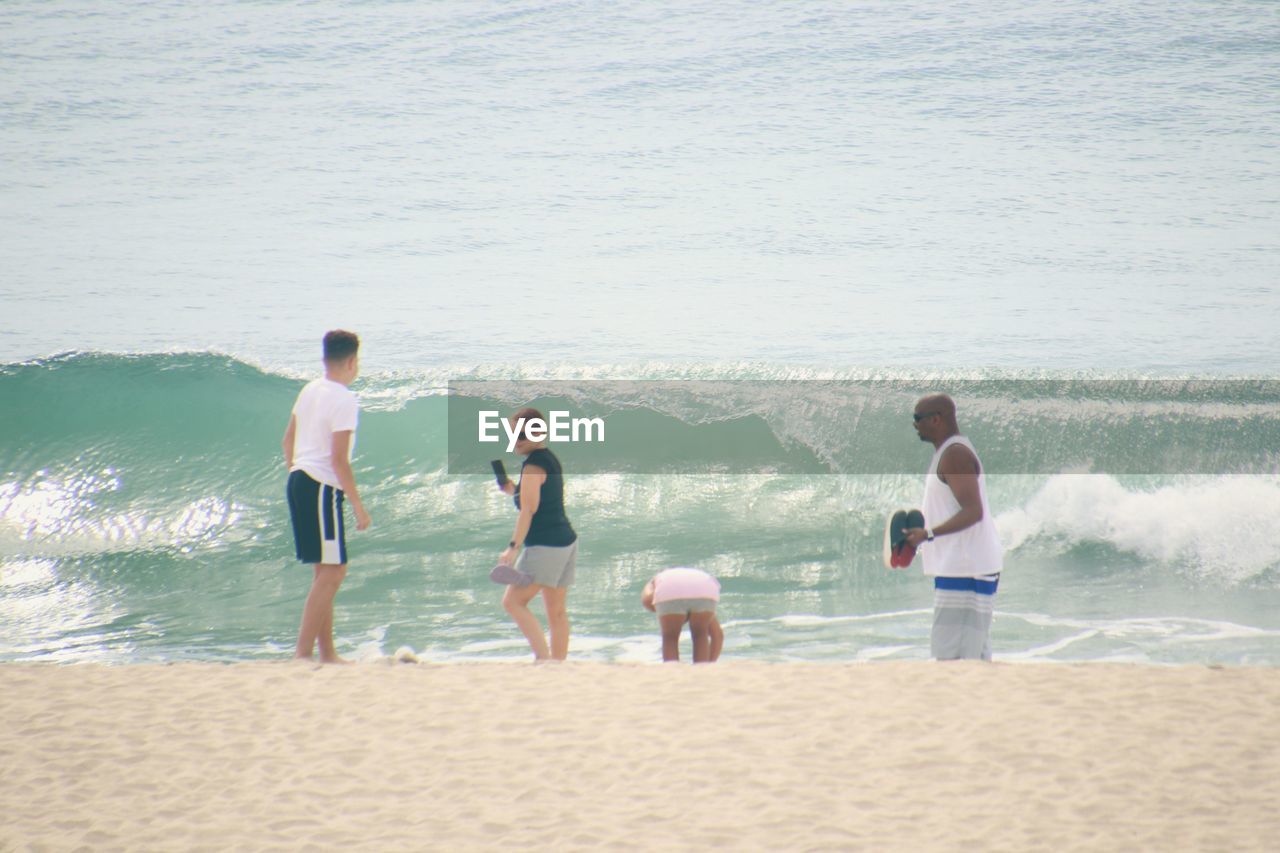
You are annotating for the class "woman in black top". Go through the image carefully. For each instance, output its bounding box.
[497,407,578,660]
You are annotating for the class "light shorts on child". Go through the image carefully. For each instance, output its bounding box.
[655,597,718,617]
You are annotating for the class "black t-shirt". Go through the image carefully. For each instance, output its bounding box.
[514,447,577,547]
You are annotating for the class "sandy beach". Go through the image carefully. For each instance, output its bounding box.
[2,661,1277,851]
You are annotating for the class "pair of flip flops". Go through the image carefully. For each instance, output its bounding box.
[883,508,925,569]
[489,563,534,587]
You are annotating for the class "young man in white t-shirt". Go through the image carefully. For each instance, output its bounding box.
[282,330,371,663]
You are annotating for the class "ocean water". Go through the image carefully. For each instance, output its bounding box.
[2,1,1278,664]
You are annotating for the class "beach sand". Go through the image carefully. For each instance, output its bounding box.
[2,661,1277,851]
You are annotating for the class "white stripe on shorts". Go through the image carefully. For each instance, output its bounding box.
[316,484,341,565]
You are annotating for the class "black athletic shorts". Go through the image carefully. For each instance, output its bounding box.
[287,469,347,565]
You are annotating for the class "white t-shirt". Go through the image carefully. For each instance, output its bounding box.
[290,378,359,489]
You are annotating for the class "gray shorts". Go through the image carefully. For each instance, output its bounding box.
[931,573,999,661]
[655,598,717,617]
[515,541,578,589]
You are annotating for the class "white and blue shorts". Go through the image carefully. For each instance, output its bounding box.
[931,574,1000,661]
[287,469,347,565]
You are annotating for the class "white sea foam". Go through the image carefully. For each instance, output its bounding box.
[996,612,1280,664]
[997,474,1280,581]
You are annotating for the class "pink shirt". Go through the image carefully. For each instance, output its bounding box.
[652,568,720,603]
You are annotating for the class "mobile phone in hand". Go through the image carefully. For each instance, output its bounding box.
[490,459,510,487]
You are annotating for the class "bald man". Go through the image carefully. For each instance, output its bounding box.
[903,394,1004,661]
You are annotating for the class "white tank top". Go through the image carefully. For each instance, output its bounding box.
[920,435,1003,577]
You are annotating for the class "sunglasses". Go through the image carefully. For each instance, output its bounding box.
[912,411,940,423]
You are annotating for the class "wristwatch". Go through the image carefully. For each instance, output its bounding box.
[925,528,935,542]
[508,540,518,549]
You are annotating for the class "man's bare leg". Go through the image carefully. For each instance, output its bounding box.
[542,586,570,661]
[659,614,687,661]
[295,563,348,662]
[504,584,551,660]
